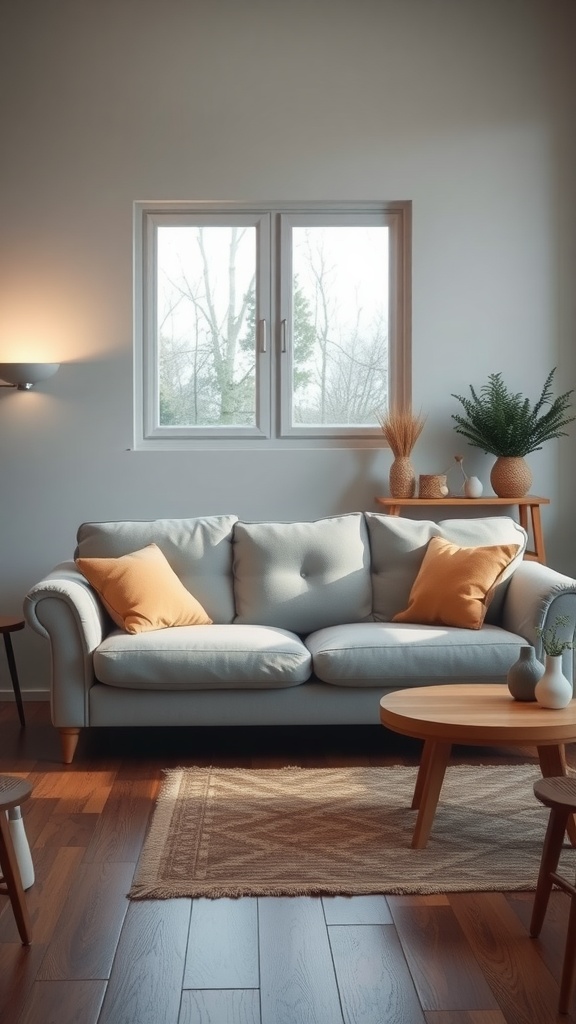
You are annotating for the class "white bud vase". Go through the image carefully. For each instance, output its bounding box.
[534,654,573,709]
[464,476,483,498]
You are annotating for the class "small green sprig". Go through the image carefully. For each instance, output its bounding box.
[535,615,576,657]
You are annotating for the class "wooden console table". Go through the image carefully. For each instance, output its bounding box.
[374,494,550,564]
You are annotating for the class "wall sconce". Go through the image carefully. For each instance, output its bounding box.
[0,363,60,391]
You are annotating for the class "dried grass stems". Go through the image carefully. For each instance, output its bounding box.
[377,409,426,456]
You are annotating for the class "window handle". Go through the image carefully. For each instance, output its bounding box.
[281,318,287,353]
[259,319,267,353]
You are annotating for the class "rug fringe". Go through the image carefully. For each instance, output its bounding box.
[128,879,541,900]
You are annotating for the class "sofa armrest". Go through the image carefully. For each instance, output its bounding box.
[501,561,576,683]
[23,561,109,727]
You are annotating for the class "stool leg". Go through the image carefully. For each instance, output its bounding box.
[3,633,25,728]
[531,807,570,937]
[560,893,576,1013]
[0,811,32,944]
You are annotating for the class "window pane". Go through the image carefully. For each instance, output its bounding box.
[157,225,257,427]
[290,225,389,426]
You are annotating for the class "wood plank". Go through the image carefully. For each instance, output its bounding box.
[28,769,116,801]
[322,895,393,925]
[37,860,135,980]
[15,978,106,1024]
[328,924,426,1024]
[258,896,344,1024]
[388,895,450,907]
[507,890,570,984]
[0,943,47,1024]
[83,776,157,864]
[98,899,191,1024]
[179,989,261,1024]
[449,892,564,1024]
[184,897,259,989]
[33,810,100,848]
[424,1012,507,1023]
[388,900,499,1011]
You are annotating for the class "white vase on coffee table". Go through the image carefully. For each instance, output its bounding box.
[535,654,573,709]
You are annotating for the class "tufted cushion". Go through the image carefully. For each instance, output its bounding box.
[75,515,237,624]
[232,514,372,634]
[365,515,527,624]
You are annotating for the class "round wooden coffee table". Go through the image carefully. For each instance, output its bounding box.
[380,683,576,849]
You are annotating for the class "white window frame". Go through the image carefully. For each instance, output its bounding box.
[134,200,411,450]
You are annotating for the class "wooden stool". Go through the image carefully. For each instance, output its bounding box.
[0,615,26,727]
[531,776,576,1013]
[0,775,32,944]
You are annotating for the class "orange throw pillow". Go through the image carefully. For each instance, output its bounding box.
[392,536,520,630]
[76,543,212,633]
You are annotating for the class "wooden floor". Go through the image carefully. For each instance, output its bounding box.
[1,702,575,1024]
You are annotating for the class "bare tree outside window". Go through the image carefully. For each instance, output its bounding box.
[290,226,388,427]
[157,226,256,427]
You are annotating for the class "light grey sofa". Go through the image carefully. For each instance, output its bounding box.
[24,512,576,763]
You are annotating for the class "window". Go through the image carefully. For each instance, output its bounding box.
[134,201,411,449]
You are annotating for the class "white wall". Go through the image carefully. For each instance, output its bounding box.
[0,0,575,694]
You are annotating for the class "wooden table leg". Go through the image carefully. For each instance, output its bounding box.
[3,632,25,728]
[411,739,434,809]
[537,744,576,846]
[530,504,546,564]
[411,741,452,849]
[519,503,546,564]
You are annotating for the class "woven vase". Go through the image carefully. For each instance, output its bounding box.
[490,456,532,498]
[389,456,416,498]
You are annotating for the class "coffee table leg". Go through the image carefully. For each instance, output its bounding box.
[412,739,434,809]
[411,741,452,849]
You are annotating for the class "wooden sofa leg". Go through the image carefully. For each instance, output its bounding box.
[59,728,80,764]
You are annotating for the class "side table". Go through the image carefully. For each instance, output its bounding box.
[0,615,26,727]
[374,495,550,564]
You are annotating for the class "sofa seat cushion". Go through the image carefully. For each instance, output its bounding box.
[233,513,372,633]
[93,624,312,690]
[305,622,527,687]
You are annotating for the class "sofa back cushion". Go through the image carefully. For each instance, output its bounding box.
[365,514,527,624]
[233,513,372,633]
[75,516,237,624]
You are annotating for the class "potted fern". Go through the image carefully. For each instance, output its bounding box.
[451,369,574,497]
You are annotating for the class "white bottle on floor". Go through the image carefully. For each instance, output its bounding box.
[6,806,35,890]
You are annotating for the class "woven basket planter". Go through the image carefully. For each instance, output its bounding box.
[389,457,416,498]
[490,456,532,498]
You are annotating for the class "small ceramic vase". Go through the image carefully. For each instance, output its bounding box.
[464,476,483,498]
[534,654,573,709]
[506,646,543,702]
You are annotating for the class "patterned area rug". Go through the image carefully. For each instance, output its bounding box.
[129,764,576,899]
